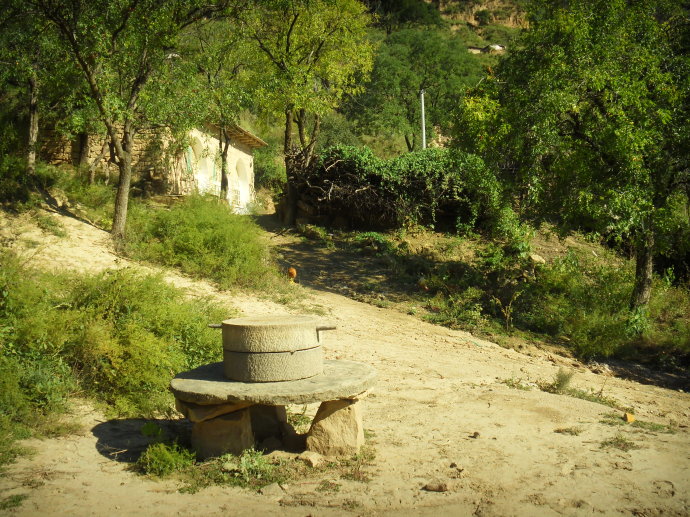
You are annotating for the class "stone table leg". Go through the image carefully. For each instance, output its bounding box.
[306,398,364,456]
[191,408,254,460]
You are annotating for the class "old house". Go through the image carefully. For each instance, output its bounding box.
[42,124,267,213]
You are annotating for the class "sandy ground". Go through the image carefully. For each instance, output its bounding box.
[1,209,689,517]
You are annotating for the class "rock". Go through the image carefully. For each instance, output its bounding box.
[423,481,449,492]
[170,360,376,406]
[250,405,288,441]
[529,253,546,265]
[259,482,284,499]
[470,431,480,439]
[47,187,69,208]
[258,436,283,452]
[266,450,296,462]
[624,412,636,423]
[282,429,307,452]
[297,450,324,468]
[191,408,254,460]
[175,399,251,423]
[306,399,364,457]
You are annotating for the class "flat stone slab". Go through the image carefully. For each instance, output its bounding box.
[170,360,376,406]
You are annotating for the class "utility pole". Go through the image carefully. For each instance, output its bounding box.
[420,88,426,149]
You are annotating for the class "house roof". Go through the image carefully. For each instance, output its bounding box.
[205,124,267,149]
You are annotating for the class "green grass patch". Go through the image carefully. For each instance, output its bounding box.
[500,377,532,391]
[600,434,640,452]
[0,249,232,468]
[539,369,627,410]
[177,448,293,494]
[126,195,280,290]
[0,494,28,510]
[32,211,67,237]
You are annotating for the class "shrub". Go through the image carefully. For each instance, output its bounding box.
[136,442,195,477]
[295,145,508,234]
[0,250,229,425]
[126,195,278,289]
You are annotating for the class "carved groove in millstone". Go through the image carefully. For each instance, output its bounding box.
[223,347,324,382]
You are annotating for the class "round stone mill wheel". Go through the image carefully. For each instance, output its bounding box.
[209,315,336,383]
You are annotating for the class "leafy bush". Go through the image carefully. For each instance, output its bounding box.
[421,240,690,363]
[126,195,278,289]
[296,145,512,235]
[0,249,230,441]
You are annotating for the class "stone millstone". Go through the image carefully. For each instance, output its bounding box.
[170,360,376,406]
[221,315,323,353]
[191,409,254,460]
[224,346,323,382]
[306,399,364,457]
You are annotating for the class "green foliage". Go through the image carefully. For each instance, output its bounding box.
[222,448,278,486]
[248,0,375,119]
[136,442,195,477]
[346,28,483,150]
[0,249,228,425]
[253,144,287,194]
[300,145,512,234]
[539,368,575,394]
[126,196,278,290]
[456,0,690,307]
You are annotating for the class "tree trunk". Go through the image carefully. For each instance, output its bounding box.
[27,72,39,176]
[404,133,415,152]
[111,127,133,242]
[78,132,90,169]
[88,139,109,184]
[219,127,230,202]
[630,231,654,309]
[283,107,297,225]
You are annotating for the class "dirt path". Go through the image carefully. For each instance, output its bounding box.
[1,210,689,516]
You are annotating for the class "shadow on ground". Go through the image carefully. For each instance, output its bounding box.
[91,418,192,463]
[253,213,420,304]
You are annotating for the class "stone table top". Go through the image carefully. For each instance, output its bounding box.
[169,360,376,406]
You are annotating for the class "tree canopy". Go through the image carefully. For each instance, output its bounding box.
[349,28,483,151]
[456,0,690,308]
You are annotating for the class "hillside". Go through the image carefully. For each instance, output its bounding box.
[0,207,688,516]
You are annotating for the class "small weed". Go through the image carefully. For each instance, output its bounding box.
[600,434,640,452]
[554,426,583,436]
[221,448,280,487]
[0,494,28,510]
[540,368,575,394]
[33,212,67,237]
[342,499,362,511]
[539,370,625,410]
[136,442,195,477]
[298,224,335,249]
[501,377,532,391]
[287,406,312,433]
[316,479,341,493]
[339,445,376,482]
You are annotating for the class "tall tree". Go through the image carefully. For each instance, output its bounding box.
[245,0,375,224]
[457,0,690,309]
[0,2,70,176]
[32,0,237,241]
[348,28,483,152]
[186,18,257,200]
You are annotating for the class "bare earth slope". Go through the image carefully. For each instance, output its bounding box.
[1,210,688,516]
